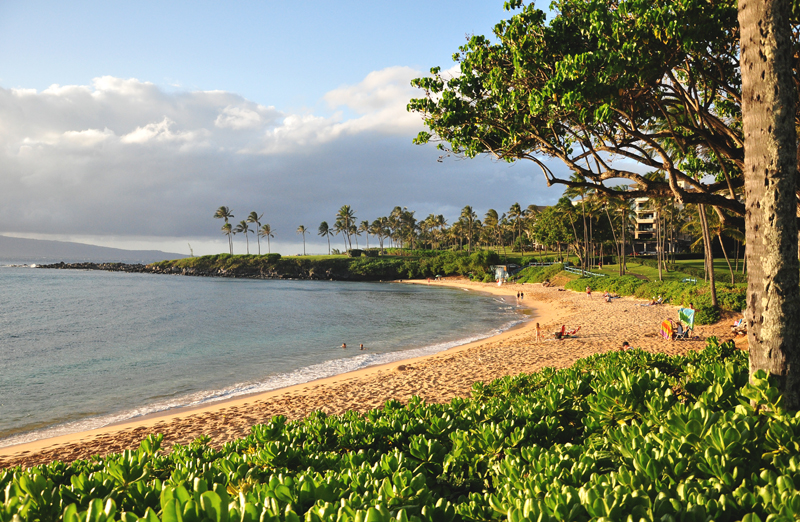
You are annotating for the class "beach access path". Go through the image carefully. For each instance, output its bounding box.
[0,278,744,469]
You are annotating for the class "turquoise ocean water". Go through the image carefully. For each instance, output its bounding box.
[0,264,522,448]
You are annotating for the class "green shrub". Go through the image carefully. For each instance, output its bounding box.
[565,276,744,323]
[514,263,564,283]
[9,341,800,522]
[695,304,721,324]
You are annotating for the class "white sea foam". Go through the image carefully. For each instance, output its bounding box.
[0,317,524,449]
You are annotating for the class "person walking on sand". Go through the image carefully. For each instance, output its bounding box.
[586,286,592,298]
[534,322,541,343]
[520,292,524,300]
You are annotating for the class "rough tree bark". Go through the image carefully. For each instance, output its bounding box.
[740,0,800,407]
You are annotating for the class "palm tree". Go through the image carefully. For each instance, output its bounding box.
[359,220,370,250]
[370,220,384,251]
[247,212,264,255]
[318,221,332,255]
[296,225,308,255]
[351,224,361,249]
[259,224,274,254]
[336,205,357,250]
[213,206,234,254]
[460,205,477,253]
[681,204,718,307]
[332,220,346,251]
[508,203,524,250]
[221,222,233,254]
[565,175,594,271]
[234,220,251,254]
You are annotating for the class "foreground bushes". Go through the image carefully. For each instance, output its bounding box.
[5,341,800,522]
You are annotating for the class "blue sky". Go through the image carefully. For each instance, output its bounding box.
[0,1,565,255]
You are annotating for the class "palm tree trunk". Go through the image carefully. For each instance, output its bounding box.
[719,234,735,284]
[327,235,331,255]
[656,212,663,281]
[698,204,718,307]
[621,209,626,275]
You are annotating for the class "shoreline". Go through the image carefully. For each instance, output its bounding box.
[0,278,558,468]
[0,277,742,470]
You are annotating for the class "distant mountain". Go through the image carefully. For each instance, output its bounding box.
[0,235,189,264]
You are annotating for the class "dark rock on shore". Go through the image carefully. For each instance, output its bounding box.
[36,261,355,281]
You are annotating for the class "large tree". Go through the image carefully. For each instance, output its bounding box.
[410,0,800,403]
[409,0,800,225]
[739,0,800,407]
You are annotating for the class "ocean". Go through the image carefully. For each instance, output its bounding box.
[0,265,522,448]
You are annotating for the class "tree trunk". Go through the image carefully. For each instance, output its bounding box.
[621,209,627,275]
[719,234,735,284]
[656,211,663,281]
[699,204,718,306]
[581,197,588,272]
[740,0,800,407]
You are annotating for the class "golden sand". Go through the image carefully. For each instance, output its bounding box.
[0,278,744,469]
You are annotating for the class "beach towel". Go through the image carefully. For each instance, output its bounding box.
[660,320,673,340]
[679,308,695,329]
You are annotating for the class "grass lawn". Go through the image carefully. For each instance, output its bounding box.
[674,259,744,282]
[584,263,689,282]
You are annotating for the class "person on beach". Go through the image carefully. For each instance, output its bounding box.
[621,341,631,351]
[586,286,592,298]
[341,343,346,349]
[534,323,541,342]
[359,343,365,350]
[516,291,520,299]
[520,292,524,300]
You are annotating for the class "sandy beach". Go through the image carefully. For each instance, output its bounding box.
[0,278,744,470]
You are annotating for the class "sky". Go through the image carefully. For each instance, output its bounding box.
[0,0,568,256]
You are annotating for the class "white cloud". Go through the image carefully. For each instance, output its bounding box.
[214,105,263,130]
[0,69,555,252]
[61,127,115,147]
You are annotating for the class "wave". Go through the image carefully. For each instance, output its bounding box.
[0,317,524,449]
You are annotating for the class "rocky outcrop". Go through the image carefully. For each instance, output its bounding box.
[37,261,362,281]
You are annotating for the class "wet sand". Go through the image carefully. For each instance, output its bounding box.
[0,278,743,469]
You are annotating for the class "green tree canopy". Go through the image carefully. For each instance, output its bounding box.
[408,0,800,224]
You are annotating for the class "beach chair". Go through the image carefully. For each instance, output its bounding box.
[553,325,566,339]
[731,317,747,336]
[674,323,689,340]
